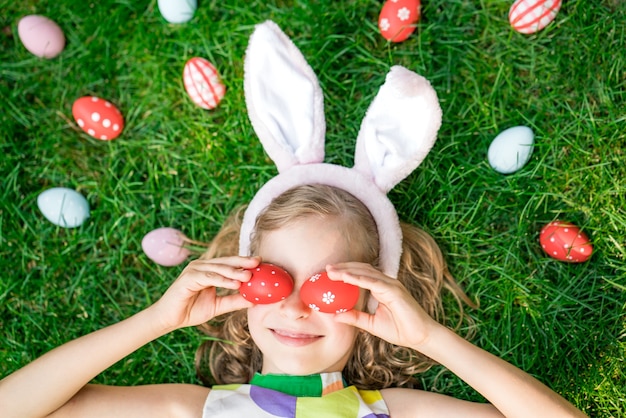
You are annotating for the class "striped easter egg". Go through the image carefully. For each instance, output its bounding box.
[183,57,225,109]
[509,0,561,34]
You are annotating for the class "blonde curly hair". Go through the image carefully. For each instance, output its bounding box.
[195,184,475,389]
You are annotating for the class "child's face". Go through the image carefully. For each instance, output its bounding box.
[248,215,365,376]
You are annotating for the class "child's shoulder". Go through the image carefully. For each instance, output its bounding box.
[140,384,211,418]
[53,383,211,418]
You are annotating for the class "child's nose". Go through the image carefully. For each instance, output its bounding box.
[279,288,311,319]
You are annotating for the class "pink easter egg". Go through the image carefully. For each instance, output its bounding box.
[72,96,124,141]
[17,15,66,59]
[183,57,225,109]
[509,0,561,34]
[142,227,191,266]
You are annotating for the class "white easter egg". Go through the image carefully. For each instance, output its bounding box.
[487,126,535,174]
[37,187,90,228]
[157,0,197,24]
[141,227,191,266]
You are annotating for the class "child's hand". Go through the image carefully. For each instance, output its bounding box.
[328,262,440,352]
[150,256,259,332]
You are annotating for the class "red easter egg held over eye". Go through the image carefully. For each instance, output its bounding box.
[378,0,421,43]
[241,263,294,304]
[72,96,124,140]
[539,220,593,263]
[300,271,360,314]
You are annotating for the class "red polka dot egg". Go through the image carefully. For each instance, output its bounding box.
[72,96,124,140]
[300,271,360,314]
[378,0,421,43]
[539,220,593,263]
[183,57,225,109]
[509,0,561,34]
[241,263,294,304]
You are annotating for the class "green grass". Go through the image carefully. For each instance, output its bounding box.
[1,0,625,415]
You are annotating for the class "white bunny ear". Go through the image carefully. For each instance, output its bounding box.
[354,66,442,193]
[244,21,326,173]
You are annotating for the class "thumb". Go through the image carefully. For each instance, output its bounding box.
[334,309,374,332]
[214,293,254,317]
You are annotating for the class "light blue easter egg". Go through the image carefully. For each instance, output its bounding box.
[157,0,197,24]
[487,126,535,174]
[37,187,90,228]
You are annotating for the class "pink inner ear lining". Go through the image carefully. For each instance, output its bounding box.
[243,20,327,174]
[239,163,403,304]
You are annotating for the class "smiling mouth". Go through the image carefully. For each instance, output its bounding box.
[270,329,323,346]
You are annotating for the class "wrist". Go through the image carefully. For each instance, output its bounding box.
[409,322,458,359]
[140,303,179,337]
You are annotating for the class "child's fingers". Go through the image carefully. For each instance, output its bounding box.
[182,257,260,286]
[326,262,395,285]
[333,309,374,330]
[203,255,262,270]
[214,293,254,317]
[192,256,260,273]
[326,264,403,301]
[325,262,378,277]
[183,270,244,292]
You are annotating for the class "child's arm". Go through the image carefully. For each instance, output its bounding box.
[329,263,586,418]
[0,256,257,418]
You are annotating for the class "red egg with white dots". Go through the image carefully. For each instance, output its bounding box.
[183,57,225,109]
[378,0,421,42]
[72,96,124,140]
[241,263,294,304]
[539,220,593,263]
[300,271,360,314]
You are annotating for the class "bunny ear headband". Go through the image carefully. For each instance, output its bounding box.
[239,21,442,310]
